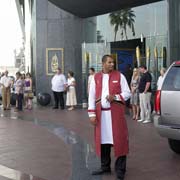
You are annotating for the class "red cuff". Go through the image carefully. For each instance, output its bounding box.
[88,109,96,113]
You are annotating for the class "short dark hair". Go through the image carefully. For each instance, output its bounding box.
[139,65,147,70]
[16,72,21,76]
[90,67,95,72]
[26,72,31,77]
[68,70,74,77]
[102,55,113,63]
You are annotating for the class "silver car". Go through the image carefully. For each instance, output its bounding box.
[154,61,180,154]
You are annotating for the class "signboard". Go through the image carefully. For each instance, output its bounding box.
[46,48,64,75]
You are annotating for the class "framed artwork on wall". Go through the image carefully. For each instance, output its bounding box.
[46,48,64,75]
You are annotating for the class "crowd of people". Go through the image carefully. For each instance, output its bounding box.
[0,61,165,117]
[0,71,33,111]
[0,67,97,112]
[0,68,78,112]
[130,65,166,124]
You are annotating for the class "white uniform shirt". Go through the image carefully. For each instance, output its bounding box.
[87,74,94,94]
[88,72,131,144]
[88,75,94,85]
[0,76,11,88]
[51,74,66,92]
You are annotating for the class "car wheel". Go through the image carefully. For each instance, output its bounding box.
[168,139,180,154]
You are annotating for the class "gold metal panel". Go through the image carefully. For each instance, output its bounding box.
[111,53,118,69]
[46,48,64,75]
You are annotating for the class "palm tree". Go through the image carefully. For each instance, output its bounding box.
[109,12,121,41]
[109,8,136,41]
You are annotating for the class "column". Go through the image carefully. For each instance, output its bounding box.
[168,0,180,65]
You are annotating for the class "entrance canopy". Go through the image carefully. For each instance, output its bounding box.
[49,0,162,18]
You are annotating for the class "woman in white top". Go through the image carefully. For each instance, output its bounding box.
[66,71,77,110]
[157,68,166,90]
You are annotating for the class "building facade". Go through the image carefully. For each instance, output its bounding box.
[17,0,180,104]
[30,0,96,103]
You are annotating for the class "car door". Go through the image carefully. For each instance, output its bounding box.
[161,64,180,126]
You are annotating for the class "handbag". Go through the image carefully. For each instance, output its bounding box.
[28,92,34,99]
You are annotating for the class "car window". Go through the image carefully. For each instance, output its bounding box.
[162,66,180,91]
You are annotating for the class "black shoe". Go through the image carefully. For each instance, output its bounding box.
[116,174,125,180]
[91,168,111,175]
[53,107,58,109]
[61,107,64,110]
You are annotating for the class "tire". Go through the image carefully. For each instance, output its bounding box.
[168,139,180,154]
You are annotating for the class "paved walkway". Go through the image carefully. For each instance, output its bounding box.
[0,105,179,180]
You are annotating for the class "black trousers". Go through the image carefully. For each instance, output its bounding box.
[53,91,64,109]
[101,144,126,179]
[17,93,23,110]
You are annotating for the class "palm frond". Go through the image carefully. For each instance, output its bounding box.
[109,8,136,41]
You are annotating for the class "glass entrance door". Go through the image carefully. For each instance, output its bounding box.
[81,42,111,103]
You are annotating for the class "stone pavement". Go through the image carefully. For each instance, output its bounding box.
[0,105,179,180]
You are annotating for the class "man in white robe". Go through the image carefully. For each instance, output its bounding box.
[88,55,131,180]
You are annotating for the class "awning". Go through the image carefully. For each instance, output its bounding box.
[49,0,162,18]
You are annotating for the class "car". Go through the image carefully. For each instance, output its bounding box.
[154,61,180,154]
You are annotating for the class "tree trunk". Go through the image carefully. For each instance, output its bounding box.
[114,31,117,41]
[121,30,123,40]
[124,27,128,40]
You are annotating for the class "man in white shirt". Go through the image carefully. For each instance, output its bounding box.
[0,70,12,110]
[88,55,131,180]
[51,67,66,109]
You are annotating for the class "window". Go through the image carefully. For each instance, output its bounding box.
[162,66,180,91]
